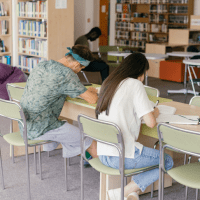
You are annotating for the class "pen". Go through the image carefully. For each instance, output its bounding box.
[154,100,159,109]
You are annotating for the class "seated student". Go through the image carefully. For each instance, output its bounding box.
[95,53,174,200]
[75,27,109,82]
[19,45,98,159]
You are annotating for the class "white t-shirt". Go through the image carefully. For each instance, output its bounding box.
[97,78,154,158]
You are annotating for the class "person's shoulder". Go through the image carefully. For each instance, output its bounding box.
[122,78,143,87]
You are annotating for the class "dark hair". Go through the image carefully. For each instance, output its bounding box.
[89,27,102,36]
[95,53,149,118]
[66,44,94,62]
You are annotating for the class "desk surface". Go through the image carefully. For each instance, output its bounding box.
[183,59,200,65]
[107,52,168,60]
[167,52,200,58]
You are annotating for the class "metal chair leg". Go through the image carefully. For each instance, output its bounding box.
[68,157,70,167]
[11,145,15,164]
[34,146,37,175]
[25,146,31,200]
[48,151,50,157]
[38,145,42,180]
[185,156,192,200]
[0,148,4,189]
[64,158,68,191]
[81,155,84,200]
[196,189,198,200]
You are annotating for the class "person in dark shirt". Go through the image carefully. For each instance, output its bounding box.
[75,27,109,82]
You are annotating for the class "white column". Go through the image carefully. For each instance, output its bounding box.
[194,0,200,15]
[109,0,116,46]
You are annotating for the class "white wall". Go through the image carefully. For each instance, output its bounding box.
[194,0,200,15]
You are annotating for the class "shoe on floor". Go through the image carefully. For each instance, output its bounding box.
[127,192,139,200]
[107,188,127,200]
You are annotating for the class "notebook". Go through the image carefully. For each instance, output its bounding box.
[156,114,199,125]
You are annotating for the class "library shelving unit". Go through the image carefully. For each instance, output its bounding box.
[115,0,194,50]
[0,0,12,64]
[16,0,74,74]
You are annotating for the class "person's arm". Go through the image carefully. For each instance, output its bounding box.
[143,107,159,128]
[79,87,98,104]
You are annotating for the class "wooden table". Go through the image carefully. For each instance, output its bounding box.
[10,82,200,200]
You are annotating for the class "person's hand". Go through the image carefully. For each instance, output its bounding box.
[153,107,160,118]
[87,87,98,93]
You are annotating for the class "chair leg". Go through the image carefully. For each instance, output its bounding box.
[38,145,42,180]
[161,170,164,200]
[158,165,162,200]
[81,155,84,200]
[34,146,37,175]
[25,146,31,200]
[68,157,70,167]
[196,189,198,200]
[188,66,197,96]
[11,145,15,164]
[47,151,50,157]
[121,175,124,200]
[0,148,4,189]
[64,158,68,191]
[185,156,192,200]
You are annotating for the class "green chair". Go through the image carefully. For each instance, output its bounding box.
[6,83,69,191]
[0,98,56,199]
[189,96,200,107]
[144,86,160,97]
[78,114,158,200]
[157,123,200,200]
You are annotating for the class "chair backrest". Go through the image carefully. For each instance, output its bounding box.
[158,123,200,156]
[144,86,160,97]
[98,46,119,53]
[189,96,200,107]
[6,83,24,102]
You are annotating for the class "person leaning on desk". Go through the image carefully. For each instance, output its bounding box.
[94,53,174,200]
[18,45,98,161]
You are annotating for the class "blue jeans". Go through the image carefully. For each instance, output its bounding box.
[99,146,173,192]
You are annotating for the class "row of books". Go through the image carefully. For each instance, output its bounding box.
[115,39,146,49]
[149,14,167,23]
[18,38,47,57]
[116,30,130,39]
[0,2,8,16]
[0,39,5,52]
[116,4,132,13]
[18,55,46,72]
[169,6,188,14]
[150,5,167,13]
[149,34,167,42]
[0,55,11,65]
[169,15,188,24]
[0,20,8,35]
[116,13,132,22]
[116,22,150,32]
[19,20,47,37]
[151,24,168,33]
[131,32,148,40]
[16,1,47,18]
[117,0,188,3]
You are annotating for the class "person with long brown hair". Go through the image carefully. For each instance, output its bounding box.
[95,53,173,200]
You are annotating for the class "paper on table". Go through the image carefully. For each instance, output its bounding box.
[150,101,176,115]
[156,114,199,125]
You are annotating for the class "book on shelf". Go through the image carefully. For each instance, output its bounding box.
[0,55,11,64]
[0,2,8,16]
[18,55,46,72]
[19,20,47,37]
[0,38,5,52]
[17,1,47,18]
[19,38,47,57]
[0,20,8,35]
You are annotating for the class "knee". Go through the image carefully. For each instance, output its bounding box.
[164,154,174,170]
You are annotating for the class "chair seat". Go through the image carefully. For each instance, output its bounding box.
[89,157,158,176]
[3,131,45,146]
[167,162,200,189]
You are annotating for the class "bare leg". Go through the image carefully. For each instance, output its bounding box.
[124,181,140,198]
[86,140,98,158]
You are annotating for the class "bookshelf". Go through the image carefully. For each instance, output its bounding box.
[0,0,12,64]
[16,0,74,73]
[115,0,194,50]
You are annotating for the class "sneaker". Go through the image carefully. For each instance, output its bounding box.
[107,188,127,200]
[84,156,92,168]
[127,192,139,200]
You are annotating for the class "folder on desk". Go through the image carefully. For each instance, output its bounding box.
[156,114,199,125]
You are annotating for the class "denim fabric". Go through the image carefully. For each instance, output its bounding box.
[99,146,173,192]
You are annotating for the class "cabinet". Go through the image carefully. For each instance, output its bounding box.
[0,0,12,64]
[16,0,74,73]
[115,0,194,50]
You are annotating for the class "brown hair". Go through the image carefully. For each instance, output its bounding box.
[95,52,149,118]
[66,45,94,62]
